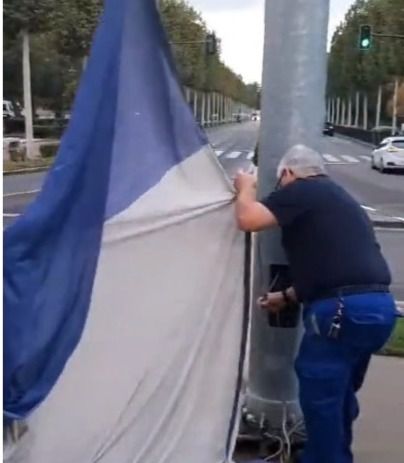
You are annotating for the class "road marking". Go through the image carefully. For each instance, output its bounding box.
[323,154,340,163]
[3,189,40,198]
[361,205,377,212]
[215,150,224,157]
[247,151,255,160]
[340,155,360,163]
[360,155,371,161]
[226,151,242,159]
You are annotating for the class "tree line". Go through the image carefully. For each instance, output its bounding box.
[3,0,260,115]
[327,0,404,126]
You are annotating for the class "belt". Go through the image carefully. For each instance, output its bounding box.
[307,284,389,303]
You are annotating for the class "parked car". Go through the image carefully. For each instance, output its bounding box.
[251,112,260,122]
[323,122,334,136]
[3,100,15,119]
[371,137,404,172]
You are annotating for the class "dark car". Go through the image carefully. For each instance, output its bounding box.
[323,122,334,136]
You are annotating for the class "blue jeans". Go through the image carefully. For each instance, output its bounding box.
[295,292,397,463]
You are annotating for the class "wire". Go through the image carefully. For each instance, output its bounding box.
[282,403,292,461]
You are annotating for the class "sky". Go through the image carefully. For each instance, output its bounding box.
[188,0,354,84]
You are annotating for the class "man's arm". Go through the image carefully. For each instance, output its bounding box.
[234,172,278,232]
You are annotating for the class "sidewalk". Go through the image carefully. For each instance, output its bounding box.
[355,355,404,463]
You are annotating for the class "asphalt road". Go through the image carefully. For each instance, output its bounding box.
[3,122,404,463]
[3,121,404,302]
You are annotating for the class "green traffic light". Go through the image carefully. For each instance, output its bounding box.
[359,25,372,50]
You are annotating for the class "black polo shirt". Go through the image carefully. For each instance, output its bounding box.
[261,176,391,302]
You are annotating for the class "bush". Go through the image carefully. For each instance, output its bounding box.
[34,125,66,138]
[40,143,59,158]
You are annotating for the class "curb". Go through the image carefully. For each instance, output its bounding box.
[3,166,50,176]
[335,133,375,148]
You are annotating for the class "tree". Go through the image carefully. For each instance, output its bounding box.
[50,0,103,61]
[4,0,55,158]
[327,0,404,127]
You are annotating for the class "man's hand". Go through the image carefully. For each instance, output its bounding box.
[257,291,287,313]
[233,171,277,231]
[234,172,257,194]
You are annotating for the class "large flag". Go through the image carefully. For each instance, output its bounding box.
[3,1,247,462]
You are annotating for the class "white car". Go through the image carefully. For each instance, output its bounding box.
[371,137,404,172]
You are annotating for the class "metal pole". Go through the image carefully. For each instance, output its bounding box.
[246,0,330,429]
[392,78,399,135]
[376,84,382,129]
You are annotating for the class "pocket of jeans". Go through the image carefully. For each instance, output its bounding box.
[341,313,396,351]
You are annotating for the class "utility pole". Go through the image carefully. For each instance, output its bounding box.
[245,0,330,432]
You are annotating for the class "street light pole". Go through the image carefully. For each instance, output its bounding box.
[245,0,330,431]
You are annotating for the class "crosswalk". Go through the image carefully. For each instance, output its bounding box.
[214,149,371,165]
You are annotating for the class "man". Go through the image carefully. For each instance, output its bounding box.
[234,145,397,463]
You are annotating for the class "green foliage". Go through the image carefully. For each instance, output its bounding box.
[3,0,55,37]
[160,0,259,106]
[381,318,404,357]
[328,0,404,97]
[50,0,103,58]
[40,143,60,158]
[3,0,259,113]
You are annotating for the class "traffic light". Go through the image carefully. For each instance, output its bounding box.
[359,25,372,50]
[206,33,217,56]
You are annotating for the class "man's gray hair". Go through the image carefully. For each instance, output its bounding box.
[277,144,327,179]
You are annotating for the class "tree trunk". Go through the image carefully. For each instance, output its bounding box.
[375,85,382,129]
[193,90,198,120]
[201,93,206,127]
[82,56,88,72]
[336,98,341,125]
[207,93,211,126]
[363,93,368,130]
[355,91,360,127]
[392,78,399,135]
[341,100,346,126]
[348,97,352,127]
[185,87,191,104]
[22,30,38,160]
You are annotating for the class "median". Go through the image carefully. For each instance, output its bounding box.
[3,142,59,175]
[381,318,404,358]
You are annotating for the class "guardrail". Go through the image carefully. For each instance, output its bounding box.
[334,126,399,146]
